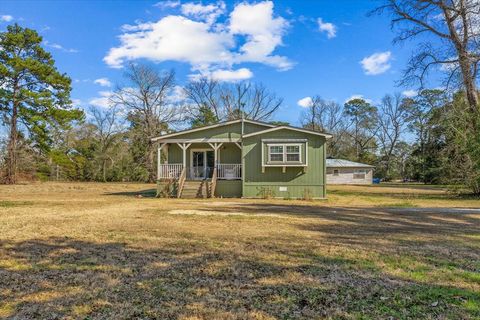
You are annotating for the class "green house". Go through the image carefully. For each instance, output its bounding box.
[152,119,332,199]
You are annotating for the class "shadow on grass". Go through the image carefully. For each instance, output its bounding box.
[1,237,479,319]
[104,188,157,198]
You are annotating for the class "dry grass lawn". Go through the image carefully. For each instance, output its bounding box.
[0,182,479,319]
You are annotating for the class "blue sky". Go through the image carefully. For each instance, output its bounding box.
[1,0,421,126]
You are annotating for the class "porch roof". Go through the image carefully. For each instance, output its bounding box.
[151,119,275,142]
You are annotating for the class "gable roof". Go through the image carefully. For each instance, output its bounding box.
[326,159,374,168]
[151,119,275,142]
[242,125,332,139]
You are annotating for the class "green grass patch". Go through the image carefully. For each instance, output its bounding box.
[0,200,33,208]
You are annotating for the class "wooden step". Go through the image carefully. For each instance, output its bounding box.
[179,180,210,198]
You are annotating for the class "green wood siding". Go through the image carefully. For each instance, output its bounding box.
[162,121,271,141]
[215,180,242,197]
[219,143,241,163]
[167,143,183,164]
[242,129,326,199]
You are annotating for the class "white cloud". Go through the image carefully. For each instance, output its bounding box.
[297,96,313,108]
[89,91,114,109]
[153,0,181,9]
[402,90,417,98]
[1,15,13,22]
[105,1,292,79]
[360,51,392,75]
[210,68,253,82]
[94,78,112,87]
[71,99,82,107]
[44,40,78,53]
[166,85,187,104]
[181,1,225,25]
[317,18,336,39]
[345,94,372,104]
[105,15,234,69]
[229,1,291,70]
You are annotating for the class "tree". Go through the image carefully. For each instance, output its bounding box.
[0,24,83,184]
[221,82,282,121]
[184,78,223,121]
[405,89,447,182]
[374,0,480,112]
[376,93,411,179]
[184,77,282,123]
[90,106,125,181]
[375,1,480,192]
[269,121,290,126]
[343,98,378,162]
[300,96,348,158]
[110,63,181,182]
[190,105,219,128]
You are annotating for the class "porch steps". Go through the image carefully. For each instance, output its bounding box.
[180,180,210,198]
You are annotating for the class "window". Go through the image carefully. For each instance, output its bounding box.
[268,144,301,163]
[333,169,339,176]
[353,169,366,179]
[286,145,300,162]
[269,145,284,162]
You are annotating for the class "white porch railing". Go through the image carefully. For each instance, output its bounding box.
[158,163,241,180]
[158,164,183,179]
[217,164,242,180]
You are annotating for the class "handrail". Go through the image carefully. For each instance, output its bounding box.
[210,167,217,198]
[177,167,186,198]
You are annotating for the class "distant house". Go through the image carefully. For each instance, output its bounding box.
[152,119,332,199]
[326,159,374,185]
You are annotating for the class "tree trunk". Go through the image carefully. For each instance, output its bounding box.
[5,96,18,185]
[103,159,107,182]
[458,54,479,114]
[147,141,156,183]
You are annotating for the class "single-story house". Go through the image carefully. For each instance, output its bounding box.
[326,158,374,184]
[152,119,332,199]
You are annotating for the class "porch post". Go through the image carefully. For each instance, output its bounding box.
[157,143,166,179]
[176,142,191,171]
[208,142,223,168]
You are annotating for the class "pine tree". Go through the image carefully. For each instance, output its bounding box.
[0,24,83,184]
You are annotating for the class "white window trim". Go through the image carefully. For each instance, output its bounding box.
[267,143,302,164]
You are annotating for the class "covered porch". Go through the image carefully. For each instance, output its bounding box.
[157,141,242,180]
[156,139,242,198]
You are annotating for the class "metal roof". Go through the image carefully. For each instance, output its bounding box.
[326,159,375,168]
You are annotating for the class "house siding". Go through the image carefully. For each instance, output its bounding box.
[326,167,373,184]
[215,180,242,197]
[166,143,241,167]
[162,121,271,141]
[242,129,326,199]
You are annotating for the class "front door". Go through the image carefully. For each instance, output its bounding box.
[192,151,205,179]
[191,150,215,179]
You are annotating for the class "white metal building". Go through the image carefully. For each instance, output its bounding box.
[326,159,374,185]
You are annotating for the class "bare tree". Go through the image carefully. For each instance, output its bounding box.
[300,96,348,157]
[184,78,223,120]
[183,77,282,123]
[376,93,411,179]
[374,0,480,112]
[110,63,180,182]
[221,82,282,121]
[90,106,125,182]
